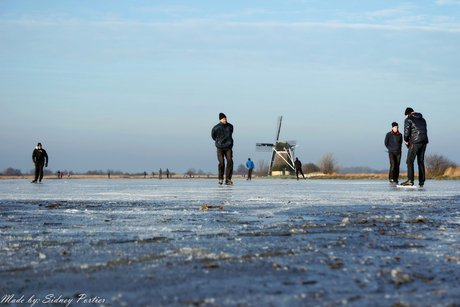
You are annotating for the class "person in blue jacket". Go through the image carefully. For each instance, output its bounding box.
[245,158,255,180]
[211,113,234,185]
[384,122,403,184]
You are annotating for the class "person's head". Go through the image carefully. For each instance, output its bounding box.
[405,107,414,117]
[248,158,251,161]
[37,142,42,149]
[392,122,398,132]
[219,113,227,124]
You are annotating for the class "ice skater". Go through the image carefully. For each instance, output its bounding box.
[400,107,429,187]
[384,122,402,184]
[294,157,306,180]
[31,142,48,183]
[246,158,255,180]
[211,113,234,185]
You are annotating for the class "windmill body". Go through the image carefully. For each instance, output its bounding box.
[256,116,298,176]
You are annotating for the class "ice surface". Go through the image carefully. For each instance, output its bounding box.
[1,179,459,306]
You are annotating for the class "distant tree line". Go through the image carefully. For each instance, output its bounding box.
[1,153,457,177]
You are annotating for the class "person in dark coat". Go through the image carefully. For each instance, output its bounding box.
[211,113,234,185]
[400,107,429,187]
[31,142,48,183]
[384,122,403,184]
[294,157,306,180]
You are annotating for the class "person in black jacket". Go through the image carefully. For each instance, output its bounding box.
[294,158,306,180]
[400,108,429,187]
[384,122,402,184]
[211,113,234,185]
[32,142,48,183]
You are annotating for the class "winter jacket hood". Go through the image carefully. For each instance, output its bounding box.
[404,112,429,144]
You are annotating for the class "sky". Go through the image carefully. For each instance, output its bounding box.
[0,0,459,175]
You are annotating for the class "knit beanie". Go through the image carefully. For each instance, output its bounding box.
[405,107,414,116]
[219,113,226,120]
[392,122,398,127]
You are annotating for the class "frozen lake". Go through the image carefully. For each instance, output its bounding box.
[1,179,459,307]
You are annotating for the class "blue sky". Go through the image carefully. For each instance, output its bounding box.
[1,0,459,174]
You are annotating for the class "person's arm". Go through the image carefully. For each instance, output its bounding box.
[404,119,411,146]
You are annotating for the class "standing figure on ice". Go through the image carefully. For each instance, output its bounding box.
[246,158,255,181]
[31,142,48,183]
[384,122,402,184]
[400,107,429,187]
[295,157,306,180]
[211,113,234,185]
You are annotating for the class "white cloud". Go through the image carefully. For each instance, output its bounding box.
[436,0,460,5]
[131,5,201,14]
[366,9,406,19]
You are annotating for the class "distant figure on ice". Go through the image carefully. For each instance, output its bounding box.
[144,171,147,178]
[159,168,162,179]
[211,113,234,186]
[384,122,402,184]
[400,107,429,187]
[108,172,110,179]
[166,168,170,179]
[57,170,60,179]
[294,157,306,180]
[152,171,154,178]
[246,158,255,181]
[31,142,48,183]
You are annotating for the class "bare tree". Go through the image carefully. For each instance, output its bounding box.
[255,159,269,176]
[197,169,206,175]
[318,153,339,174]
[426,153,457,176]
[185,168,196,176]
[235,164,246,175]
[1,167,23,176]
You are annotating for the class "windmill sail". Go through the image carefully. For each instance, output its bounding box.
[269,116,283,174]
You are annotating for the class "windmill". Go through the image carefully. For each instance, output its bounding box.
[256,116,298,176]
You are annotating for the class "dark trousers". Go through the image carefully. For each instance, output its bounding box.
[34,162,44,181]
[388,152,401,182]
[247,169,253,180]
[217,147,233,181]
[296,169,305,180]
[406,143,427,184]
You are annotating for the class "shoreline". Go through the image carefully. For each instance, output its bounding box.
[1,173,459,180]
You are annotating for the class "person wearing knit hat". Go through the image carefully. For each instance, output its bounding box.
[31,142,49,183]
[211,113,234,185]
[384,122,402,184]
[400,107,429,187]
